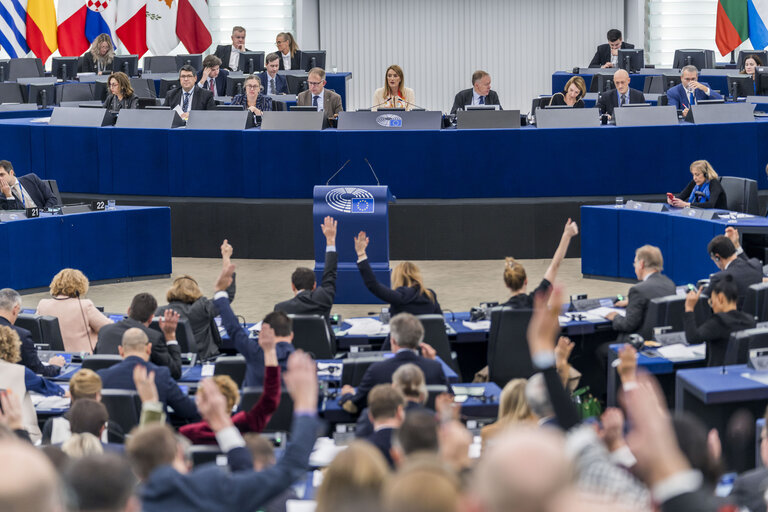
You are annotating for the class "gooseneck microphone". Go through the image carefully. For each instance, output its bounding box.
[364,158,380,185]
[325,159,351,185]
[363,97,394,111]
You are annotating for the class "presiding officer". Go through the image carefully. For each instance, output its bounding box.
[372,65,415,111]
[667,160,727,209]
[450,70,502,114]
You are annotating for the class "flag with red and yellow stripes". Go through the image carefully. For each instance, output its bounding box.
[26,0,57,62]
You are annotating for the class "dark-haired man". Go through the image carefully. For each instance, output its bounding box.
[703,231,762,306]
[0,159,58,210]
[589,28,635,68]
[258,53,289,95]
[450,70,502,114]
[165,65,215,119]
[196,55,228,97]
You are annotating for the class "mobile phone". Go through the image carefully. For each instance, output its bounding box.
[666,192,674,200]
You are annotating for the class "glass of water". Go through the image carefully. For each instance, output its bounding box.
[107,199,116,210]
[615,197,624,208]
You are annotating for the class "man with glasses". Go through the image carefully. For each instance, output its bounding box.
[702,230,762,307]
[165,65,215,120]
[589,29,634,68]
[296,67,342,119]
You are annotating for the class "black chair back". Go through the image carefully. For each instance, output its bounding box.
[240,387,293,433]
[8,58,43,80]
[81,355,122,372]
[92,78,109,101]
[189,445,225,467]
[725,328,768,365]
[425,384,449,410]
[158,78,180,98]
[654,295,687,333]
[636,297,670,341]
[56,83,93,104]
[145,56,178,74]
[149,314,197,355]
[750,283,768,322]
[0,83,24,104]
[289,314,335,359]
[39,315,65,351]
[341,355,386,387]
[418,314,460,379]
[720,176,759,215]
[100,390,142,433]
[487,307,534,387]
[213,356,246,388]
[130,78,156,99]
[15,313,43,344]
[531,96,552,112]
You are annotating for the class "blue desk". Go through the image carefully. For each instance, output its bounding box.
[581,205,768,285]
[552,70,732,97]
[2,206,171,290]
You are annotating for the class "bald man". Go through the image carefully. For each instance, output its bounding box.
[596,69,645,117]
[0,439,65,512]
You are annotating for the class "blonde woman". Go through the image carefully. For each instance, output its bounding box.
[315,441,390,512]
[480,378,536,448]
[36,269,112,353]
[80,33,114,74]
[667,159,727,209]
[275,31,302,70]
[548,76,587,108]
[372,65,416,111]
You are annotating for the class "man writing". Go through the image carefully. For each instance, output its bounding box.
[296,67,342,119]
[165,65,215,120]
[0,159,58,210]
[589,29,634,68]
[258,53,289,96]
[214,26,249,72]
[450,70,502,114]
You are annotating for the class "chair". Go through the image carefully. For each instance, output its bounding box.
[340,355,387,387]
[724,328,768,365]
[15,313,43,344]
[44,179,62,205]
[720,176,759,214]
[0,83,25,104]
[27,83,55,106]
[487,307,534,387]
[752,283,768,322]
[158,79,180,98]
[288,314,336,359]
[92,78,110,101]
[144,56,178,74]
[8,58,43,80]
[225,76,246,97]
[635,296,675,341]
[149,315,197,355]
[39,315,65,351]
[213,355,246,387]
[81,355,123,372]
[189,445,225,467]
[530,96,552,112]
[129,78,156,99]
[240,387,293,433]
[56,83,94,105]
[418,314,460,379]
[642,76,665,94]
[425,384,449,410]
[100,390,142,433]
[653,295,687,333]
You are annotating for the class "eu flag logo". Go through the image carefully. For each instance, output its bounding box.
[351,198,374,213]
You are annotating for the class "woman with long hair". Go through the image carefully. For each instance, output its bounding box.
[372,65,416,111]
[80,33,114,74]
[275,32,302,70]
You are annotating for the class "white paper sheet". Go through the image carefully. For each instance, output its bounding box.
[344,318,389,336]
[656,343,705,361]
[462,320,491,331]
[587,306,626,318]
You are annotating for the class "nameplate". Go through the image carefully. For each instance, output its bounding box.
[337,111,442,130]
[613,105,679,127]
[261,111,327,131]
[90,200,106,211]
[115,109,185,129]
[456,110,521,129]
[534,107,600,128]
[687,102,755,124]
[49,107,115,127]
[624,200,666,212]
[186,110,254,130]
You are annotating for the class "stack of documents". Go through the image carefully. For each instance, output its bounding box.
[345,318,389,336]
[655,343,705,362]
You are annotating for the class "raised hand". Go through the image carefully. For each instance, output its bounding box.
[214,263,236,292]
[132,364,159,404]
[196,378,232,432]
[321,216,337,245]
[0,390,23,430]
[159,309,180,340]
[354,231,369,258]
[283,350,318,413]
[616,344,637,384]
[684,288,701,312]
[563,218,579,238]
[220,239,233,264]
[725,226,741,250]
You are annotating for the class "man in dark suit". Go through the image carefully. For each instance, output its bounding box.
[0,159,58,210]
[0,288,64,377]
[213,26,249,71]
[165,65,215,119]
[596,69,645,117]
[666,65,722,117]
[95,293,182,380]
[450,70,502,114]
[589,28,634,68]
[258,53,288,96]
[196,55,229,98]
[340,312,448,414]
[704,233,762,306]
[605,245,676,341]
[98,328,200,421]
[296,67,342,119]
[365,384,405,468]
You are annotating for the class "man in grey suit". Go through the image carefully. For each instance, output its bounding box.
[450,70,502,114]
[296,67,342,119]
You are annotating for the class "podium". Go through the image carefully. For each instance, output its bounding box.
[312,185,395,304]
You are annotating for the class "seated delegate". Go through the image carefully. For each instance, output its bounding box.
[103,71,139,111]
[296,68,343,119]
[275,31,302,70]
[589,28,634,68]
[667,159,727,209]
[450,70,502,114]
[231,74,273,124]
[165,65,215,120]
[596,69,645,117]
[666,65,722,116]
[0,159,59,209]
[548,76,587,108]
[735,54,763,98]
[79,33,114,74]
[372,65,415,111]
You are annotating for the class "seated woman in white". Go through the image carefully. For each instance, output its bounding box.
[372,64,415,111]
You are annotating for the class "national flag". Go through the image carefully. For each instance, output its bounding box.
[716,0,749,55]
[146,0,178,55]
[0,0,30,57]
[115,0,146,56]
[84,0,116,45]
[748,0,768,50]
[56,0,89,56]
[176,0,210,53]
[26,0,56,62]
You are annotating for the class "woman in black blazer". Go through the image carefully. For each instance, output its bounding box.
[102,72,138,111]
[275,32,302,70]
[79,33,114,74]
[548,76,586,108]
[667,160,727,209]
[735,54,763,97]
[354,231,442,316]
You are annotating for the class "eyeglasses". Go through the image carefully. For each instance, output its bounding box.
[179,74,195,80]
[308,81,323,86]
[245,84,260,90]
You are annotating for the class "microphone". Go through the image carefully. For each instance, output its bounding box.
[362,97,394,111]
[393,97,430,111]
[325,159,351,185]
[694,191,705,203]
[364,158,380,185]
[40,89,47,109]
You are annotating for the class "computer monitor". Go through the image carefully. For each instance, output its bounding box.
[175,54,202,72]
[289,105,318,112]
[757,67,768,95]
[239,52,265,74]
[113,55,138,77]
[661,73,682,91]
[51,57,78,80]
[590,74,615,93]
[216,104,244,111]
[727,75,755,99]
[300,51,326,72]
[285,74,308,94]
[617,49,644,73]
[737,50,768,71]
[673,49,708,70]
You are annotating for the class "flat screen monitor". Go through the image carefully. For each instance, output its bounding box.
[617,49,644,73]
[216,104,244,111]
[727,75,755,99]
[175,54,202,73]
[289,105,318,112]
[465,105,499,110]
[737,50,768,71]
[51,57,78,80]
[285,74,308,94]
[757,67,768,95]
[590,74,615,93]
[300,51,326,72]
[661,73,682,91]
[225,76,246,96]
[239,52,265,74]
[113,55,138,77]
[377,107,405,111]
[673,49,708,70]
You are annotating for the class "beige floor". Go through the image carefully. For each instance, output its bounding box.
[19,257,632,321]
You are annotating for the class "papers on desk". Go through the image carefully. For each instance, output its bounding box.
[587,307,625,319]
[655,343,705,362]
[309,437,347,467]
[717,213,754,220]
[345,318,389,336]
[287,500,316,512]
[462,320,490,330]
[30,117,50,123]
[317,362,342,377]
[742,372,768,386]
[248,321,263,333]
[31,393,70,411]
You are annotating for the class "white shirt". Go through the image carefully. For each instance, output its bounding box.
[311,89,325,111]
[281,53,291,70]
[472,89,484,105]
[229,46,241,71]
[180,87,195,112]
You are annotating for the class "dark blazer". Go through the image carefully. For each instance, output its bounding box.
[102,93,139,111]
[3,173,59,210]
[449,88,502,114]
[367,427,396,467]
[612,272,676,340]
[78,54,113,74]
[357,258,442,316]
[344,350,448,411]
[596,87,646,115]
[278,50,303,70]
[274,250,337,319]
[547,93,585,108]
[0,316,60,377]
[666,83,723,110]
[730,466,768,512]
[213,45,251,71]
[95,317,182,380]
[683,310,755,366]
[97,355,199,421]
[165,87,215,111]
[706,255,763,307]
[588,41,635,68]
[196,68,229,97]
[355,401,426,439]
[258,71,289,95]
[296,88,343,118]
[676,179,727,209]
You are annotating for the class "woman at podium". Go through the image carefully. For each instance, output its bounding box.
[103,72,139,111]
[372,65,416,111]
[354,231,442,315]
[231,75,273,123]
[667,160,727,209]
[548,76,587,108]
[79,33,114,75]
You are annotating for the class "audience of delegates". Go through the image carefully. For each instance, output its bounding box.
[79,33,114,74]
[668,159,727,209]
[102,71,138,111]
[450,70,502,114]
[736,53,763,97]
[589,28,634,68]
[596,69,645,117]
[165,65,216,119]
[0,159,59,209]
[548,76,587,108]
[372,64,415,110]
[275,31,302,70]
[667,65,723,116]
[196,55,228,97]
[214,26,248,71]
[36,268,113,353]
[243,433,299,512]
[231,74,273,120]
[296,67,343,118]
[259,53,289,95]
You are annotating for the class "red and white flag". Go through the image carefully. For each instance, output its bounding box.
[116,0,147,56]
[176,0,211,53]
[57,0,89,56]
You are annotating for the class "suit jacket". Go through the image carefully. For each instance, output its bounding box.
[277,50,303,70]
[296,88,343,118]
[103,93,139,111]
[596,87,646,115]
[450,88,502,114]
[357,258,442,316]
[165,87,215,111]
[196,68,229,97]
[98,355,200,421]
[706,256,763,307]
[95,317,182,380]
[274,250,337,319]
[0,316,60,377]
[666,82,723,110]
[730,466,768,512]
[612,272,676,340]
[78,54,113,74]
[258,71,289,95]
[367,427,396,467]
[213,45,251,72]
[683,310,755,366]
[3,173,59,209]
[676,179,727,209]
[588,41,635,68]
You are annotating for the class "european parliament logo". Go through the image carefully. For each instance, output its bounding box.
[325,187,375,214]
[375,114,403,127]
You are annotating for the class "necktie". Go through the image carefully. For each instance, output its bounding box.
[620,94,626,106]
[208,78,215,95]
[11,184,23,205]
[183,92,190,112]
[270,78,275,95]
[312,95,319,107]
[688,92,694,107]
[479,96,485,105]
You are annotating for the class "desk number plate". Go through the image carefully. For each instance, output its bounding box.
[90,200,106,211]
[25,207,39,218]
